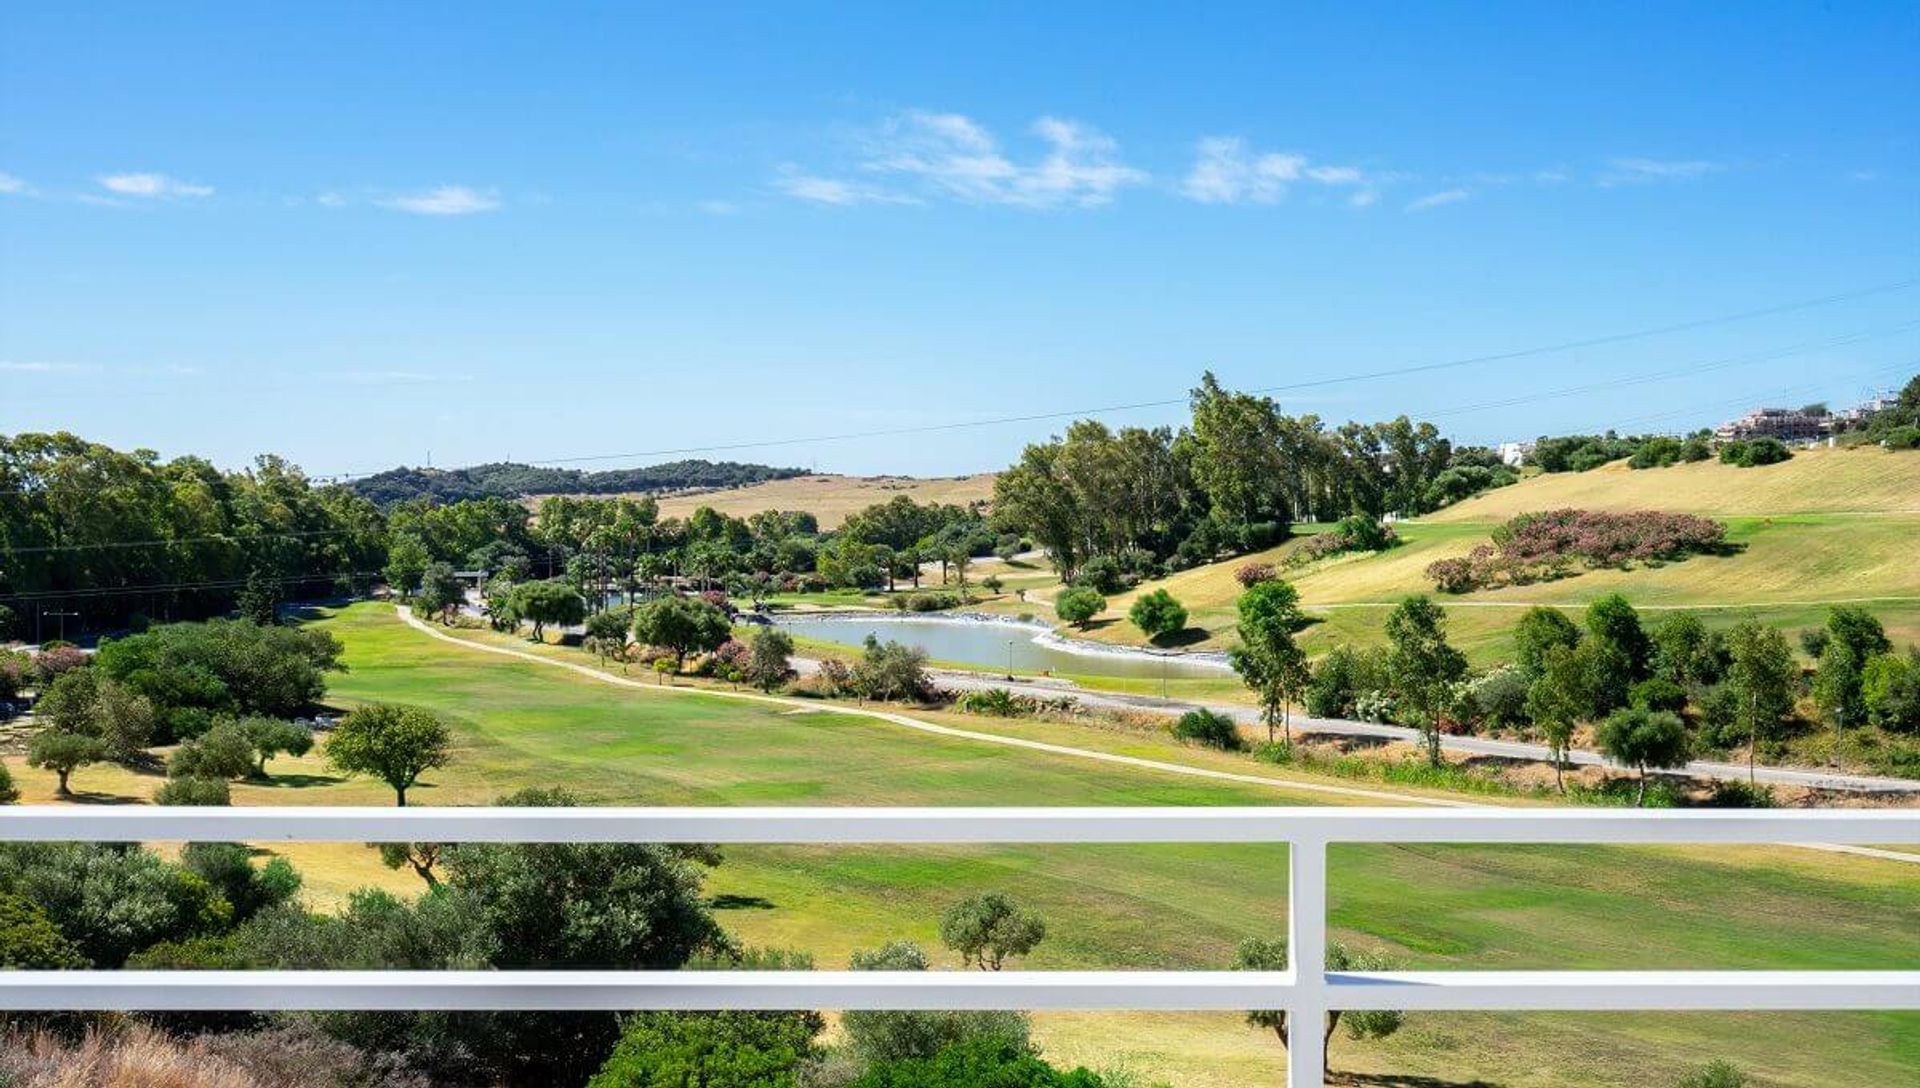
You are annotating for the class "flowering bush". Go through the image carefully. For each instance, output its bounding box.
[1234,562,1277,588]
[1288,516,1401,568]
[1426,509,1726,593]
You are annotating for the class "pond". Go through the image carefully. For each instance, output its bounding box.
[770,613,1231,680]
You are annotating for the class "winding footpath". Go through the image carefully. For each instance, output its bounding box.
[393,607,1916,866]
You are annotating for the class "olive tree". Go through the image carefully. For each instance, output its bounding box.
[939,892,1046,970]
[631,595,731,671]
[326,703,452,806]
[1053,587,1106,629]
[1234,936,1403,1064]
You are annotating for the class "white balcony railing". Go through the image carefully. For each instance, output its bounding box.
[2,805,1916,1088]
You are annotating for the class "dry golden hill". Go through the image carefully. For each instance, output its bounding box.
[652,472,996,528]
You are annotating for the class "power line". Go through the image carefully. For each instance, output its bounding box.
[0,527,364,556]
[303,278,1918,479]
[0,570,381,603]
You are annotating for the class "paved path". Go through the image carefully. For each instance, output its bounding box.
[918,667,1920,795]
[393,607,1917,866]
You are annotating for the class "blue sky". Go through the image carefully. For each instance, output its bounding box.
[2,2,1916,477]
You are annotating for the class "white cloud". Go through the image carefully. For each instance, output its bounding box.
[377,185,502,215]
[1348,190,1380,208]
[785,110,1145,210]
[0,172,31,196]
[774,166,916,206]
[98,172,214,198]
[1599,158,1721,186]
[1405,188,1469,212]
[316,191,347,207]
[0,360,89,373]
[1180,137,1365,204]
[696,199,742,215]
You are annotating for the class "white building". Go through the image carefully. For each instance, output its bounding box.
[1497,441,1534,467]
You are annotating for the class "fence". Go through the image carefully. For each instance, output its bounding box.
[1,805,1916,1087]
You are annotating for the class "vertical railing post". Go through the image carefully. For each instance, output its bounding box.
[1287,835,1328,1088]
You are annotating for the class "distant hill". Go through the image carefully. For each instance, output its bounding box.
[346,459,808,507]
[653,473,998,529]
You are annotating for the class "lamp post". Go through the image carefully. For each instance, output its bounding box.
[1004,639,1015,681]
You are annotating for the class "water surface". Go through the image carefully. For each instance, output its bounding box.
[772,614,1229,680]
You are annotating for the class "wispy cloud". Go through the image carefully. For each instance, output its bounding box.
[782,110,1145,210]
[0,360,91,373]
[377,185,502,215]
[97,172,214,198]
[1180,137,1368,205]
[1598,158,1721,186]
[316,191,347,207]
[0,172,32,196]
[1405,188,1469,212]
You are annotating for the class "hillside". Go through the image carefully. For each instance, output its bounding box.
[1080,447,1920,662]
[1426,445,1920,521]
[653,472,998,528]
[346,458,808,506]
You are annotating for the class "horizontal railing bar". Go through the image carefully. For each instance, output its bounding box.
[0,970,1911,1012]
[0,806,1913,845]
[1328,970,1920,1011]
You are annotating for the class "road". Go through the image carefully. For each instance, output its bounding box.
[914,665,1920,795]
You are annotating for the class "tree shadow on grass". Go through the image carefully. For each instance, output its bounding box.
[710,894,777,910]
[65,789,146,806]
[1330,1074,1503,1088]
[1148,626,1213,649]
[249,772,349,790]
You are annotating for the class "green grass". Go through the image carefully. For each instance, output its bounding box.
[31,601,1893,1087]
[1069,449,1920,664]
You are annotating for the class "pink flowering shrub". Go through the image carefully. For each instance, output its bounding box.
[1234,562,1277,588]
[1427,509,1726,593]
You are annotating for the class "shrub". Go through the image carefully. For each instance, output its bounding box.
[1054,588,1106,629]
[1127,589,1188,642]
[904,592,961,612]
[848,1037,1113,1088]
[955,688,1029,717]
[1717,438,1791,467]
[1172,708,1243,751]
[169,720,258,781]
[842,942,1031,1066]
[0,890,87,968]
[154,776,232,806]
[1675,1060,1750,1088]
[1288,516,1399,567]
[1863,649,1920,733]
[1070,555,1129,594]
[1234,562,1276,588]
[1426,509,1726,592]
[852,636,932,703]
[1467,665,1532,728]
[588,1011,821,1088]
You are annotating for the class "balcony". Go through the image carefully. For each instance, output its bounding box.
[1,804,1915,1087]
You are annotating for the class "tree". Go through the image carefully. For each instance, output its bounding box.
[1053,587,1105,629]
[846,1037,1112,1088]
[583,609,634,666]
[745,627,795,692]
[588,1011,822,1088]
[981,574,1004,596]
[241,716,315,776]
[326,703,452,806]
[511,579,588,642]
[940,892,1047,970]
[383,531,432,597]
[1525,644,1593,792]
[236,565,284,626]
[842,941,1031,1066]
[1513,606,1581,678]
[0,841,230,966]
[1723,619,1796,782]
[379,841,445,887]
[853,636,932,703]
[33,668,154,761]
[1234,936,1403,1063]
[1596,707,1691,805]
[1862,648,1920,733]
[631,595,732,670]
[1651,612,1722,689]
[26,730,106,797]
[1813,606,1892,746]
[180,841,300,923]
[415,562,466,624]
[1127,589,1188,642]
[95,619,343,742]
[1384,595,1468,765]
[1584,594,1651,711]
[168,720,258,781]
[1230,581,1311,745]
